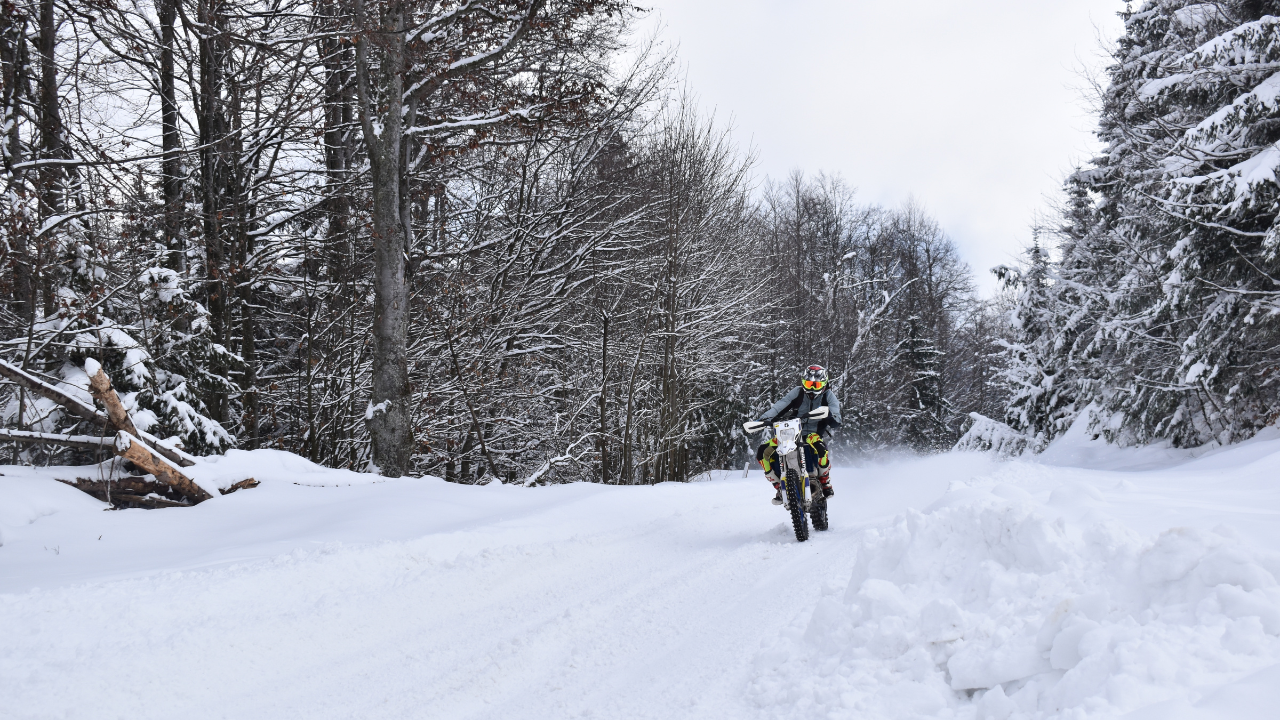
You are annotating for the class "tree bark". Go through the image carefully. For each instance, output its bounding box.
[598,310,609,482]
[220,477,258,494]
[1,8,34,323]
[0,359,106,427]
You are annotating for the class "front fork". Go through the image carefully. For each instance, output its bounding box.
[780,447,811,507]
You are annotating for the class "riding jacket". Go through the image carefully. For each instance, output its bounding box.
[758,386,842,438]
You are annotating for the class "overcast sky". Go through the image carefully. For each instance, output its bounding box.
[637,0,1128,294]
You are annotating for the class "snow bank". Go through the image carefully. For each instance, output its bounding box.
[954,413,1041,458]
[749,488,1280,719]
[191,448,385,489]
[0,470,110,547]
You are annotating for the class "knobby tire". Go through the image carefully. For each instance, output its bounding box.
[811,490,829,531]
[785,470,809,542]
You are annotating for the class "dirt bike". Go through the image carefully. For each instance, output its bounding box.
[743,407,830,542]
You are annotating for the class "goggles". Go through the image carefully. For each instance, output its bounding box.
[803,379,826,392]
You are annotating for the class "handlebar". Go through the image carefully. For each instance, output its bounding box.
[743,406,828,435]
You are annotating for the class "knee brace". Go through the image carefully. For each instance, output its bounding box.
[805,433,830,469]
[756,439,780,480]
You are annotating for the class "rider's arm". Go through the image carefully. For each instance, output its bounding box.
[759,386,801,423]
[822,391,843,436]
[826,391,842,429]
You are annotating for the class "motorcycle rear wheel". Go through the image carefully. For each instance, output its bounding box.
[784,470,810,542]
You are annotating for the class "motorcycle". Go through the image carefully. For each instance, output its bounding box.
[743,407,830,542]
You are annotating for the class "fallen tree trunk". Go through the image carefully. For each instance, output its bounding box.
[135,429,196,468]
[114,432,212,503]
[0,428,112,450]
[57,476,190,508]
[87,368,140,440]
[110,492,192,509]
[0,359,195,468]
[2,362,251,506]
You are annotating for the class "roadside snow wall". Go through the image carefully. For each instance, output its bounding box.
[749,487,1280,719]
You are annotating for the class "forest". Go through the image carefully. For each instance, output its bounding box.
[5,0,1280,484]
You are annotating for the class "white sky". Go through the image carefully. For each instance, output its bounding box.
[639,0,1128,294]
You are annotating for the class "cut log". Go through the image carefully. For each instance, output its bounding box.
[114,432,212,503]
[220,478,259,495]
[87,368,140,440]
[0,428,112,450]
[57,476,190,508]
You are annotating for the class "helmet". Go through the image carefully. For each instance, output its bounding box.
[802,365,828,395]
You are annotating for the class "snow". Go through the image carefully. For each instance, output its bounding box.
[365,399,391,420]
[1184,71,1280,152]
[1190,15,1280,68]
[955,412,1042,457]
[1173,4,1218,31]
[3,433,1280,719]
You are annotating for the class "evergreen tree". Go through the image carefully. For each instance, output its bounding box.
[998,243,1069,445]
[1005,0,1280,448]
[897,315,948,450]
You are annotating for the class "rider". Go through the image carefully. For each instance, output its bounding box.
[755,364,842,505]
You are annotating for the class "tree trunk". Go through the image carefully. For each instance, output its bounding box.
[36,0,61,319]
[1,10,34,324]
[159,0,183,272]
[321,18,352,279]
[230,75,257,448]
[196,0,230,423]
[355,0,411,476]
[656,215,681,484]
[598,311,609,482]
[87,368,140,439]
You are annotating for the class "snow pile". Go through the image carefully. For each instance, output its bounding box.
[191,448,384,489]
[954,413,1042,458]
[748,487,1280,719]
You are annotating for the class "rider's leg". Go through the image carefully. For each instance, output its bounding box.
[757,439,783,504]
[805,434,834,497]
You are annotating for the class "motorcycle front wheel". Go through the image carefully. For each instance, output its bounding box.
[810,487,829,531]
[784,469,810,542]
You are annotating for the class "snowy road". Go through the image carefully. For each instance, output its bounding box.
[3,434,1280,719]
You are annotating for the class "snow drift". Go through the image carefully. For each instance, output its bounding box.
[749,483,1280,719]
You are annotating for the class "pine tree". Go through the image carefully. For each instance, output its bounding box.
[897,315,948,450]
[1011,1,1280,448]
